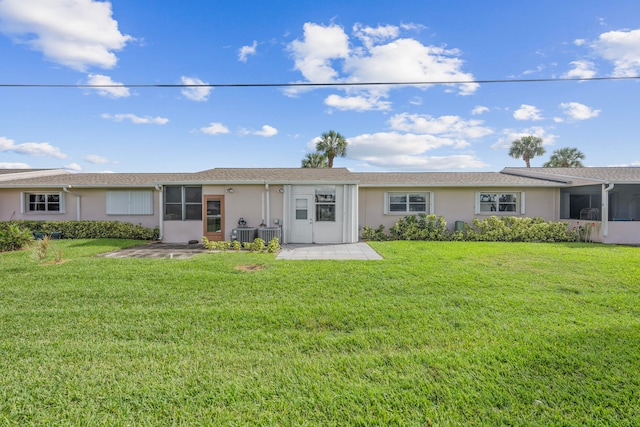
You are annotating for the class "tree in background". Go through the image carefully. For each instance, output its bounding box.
[543,147,585,167]
[315,130,348,168]
[509,135,546,168]
[301,152,328,168]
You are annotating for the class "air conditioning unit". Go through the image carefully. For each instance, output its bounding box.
[232,227,257,244]
[258,227,281,242]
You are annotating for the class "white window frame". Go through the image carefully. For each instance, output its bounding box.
[384,191,433,215]
[107,190,154,215]
[475,191,525,215]
[21,191,65,214]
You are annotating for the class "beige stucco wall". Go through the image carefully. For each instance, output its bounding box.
[359,186,560,232]
[0,188,160,228]
[162,184,285,243]
[605,222,640,244]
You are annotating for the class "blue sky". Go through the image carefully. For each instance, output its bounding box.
[0,0,639,173]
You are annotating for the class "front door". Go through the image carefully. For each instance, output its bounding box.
[203,195,224,241]
[290,194,313,243]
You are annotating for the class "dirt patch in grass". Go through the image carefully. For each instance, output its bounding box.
[235,264,266,271]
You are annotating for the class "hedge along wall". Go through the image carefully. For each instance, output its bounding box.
[0,220,159,240]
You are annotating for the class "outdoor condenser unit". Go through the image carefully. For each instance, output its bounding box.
[258,227,281,242]
[233,228,257,244]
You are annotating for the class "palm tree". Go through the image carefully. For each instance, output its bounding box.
[543,147,585,167]
[315,130,348,168]
[301,152,328,168]
[509,135,546,168]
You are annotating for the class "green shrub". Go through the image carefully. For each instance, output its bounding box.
[0,220,159,240]
[361,225,390,241]
[389,213,449,241]
[250,238,266,253]
[0,224,33,252]
[465,216,574,242]
[231,240,242,251]
[267,237,280,253]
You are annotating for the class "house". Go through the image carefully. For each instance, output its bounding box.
[1,166,639,245]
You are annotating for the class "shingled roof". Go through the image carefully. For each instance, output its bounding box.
[353,172,565,187]
[1,167,637,188]
[502,167,640,185]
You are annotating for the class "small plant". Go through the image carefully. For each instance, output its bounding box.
[54,248,64,263]
[243,242,253,250]
[232,240,242,251]
[267,237,280,253]
[250,238,266,253]
[33,235,51,261]
[201,236,216,250]
[217,241,231,251]
[361,225,389,241]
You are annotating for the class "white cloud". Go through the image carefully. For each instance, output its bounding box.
[491,127,557,149]
[87,74,130,98]
[347,131,487,170]
[344,38,478,95]
[199,122,229,135]
[240,125,278,137]
[409,96,423,106]
[0,162,31,168]
[513,104,543,121]
[238,40,257,62]
[563,60,596,80]
[592,29,640,77]
[288,22,350,83]
[354,154,487,170]
[101,113,169,124]
[65,163,82,171]
[471,105,489,115]
[324,94,391,111]
[286,22,477,108]
[181,76,212,101]
[557,102,600,121]
[353,23,399,48]
[84,154,110,164]
[0,136,67,158]
[389,113,493,140]
[0,0,132,71]
[574,39,587,46]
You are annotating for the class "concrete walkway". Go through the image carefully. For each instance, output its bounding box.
[98,242,383,260]
[276,243,383,260]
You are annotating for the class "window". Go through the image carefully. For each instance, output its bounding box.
[315,187,336,222]
[22,192,64,213]
[477,192,523,214]
[385,192,429,214]
[163,186,202,220]
[107,190,153,215]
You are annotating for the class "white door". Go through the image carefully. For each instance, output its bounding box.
[290,195,313,243]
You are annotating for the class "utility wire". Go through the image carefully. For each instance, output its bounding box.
[0,75,638,88]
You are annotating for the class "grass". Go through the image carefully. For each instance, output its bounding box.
[0,239,639,426]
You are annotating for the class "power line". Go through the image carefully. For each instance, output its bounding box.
[0,75,638,88]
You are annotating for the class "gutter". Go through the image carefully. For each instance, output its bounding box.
[603,183,614,237]
[155,185,163,241]
[63,186,81,220]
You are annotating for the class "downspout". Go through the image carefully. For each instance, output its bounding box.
[264,181,271,225]
[603,183,614,238]
[155,185,163,241]
[63,186,81,220]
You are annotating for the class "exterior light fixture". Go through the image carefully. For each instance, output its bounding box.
[278,188,285,193]
[226,187,234,193]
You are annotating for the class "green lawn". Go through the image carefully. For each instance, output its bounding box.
[1,240,639,426]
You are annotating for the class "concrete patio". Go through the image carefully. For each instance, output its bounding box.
[98,242,383,260]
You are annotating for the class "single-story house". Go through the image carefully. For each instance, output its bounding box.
[1,166,639,245]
